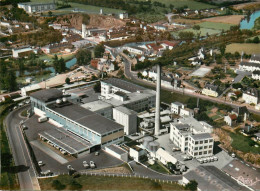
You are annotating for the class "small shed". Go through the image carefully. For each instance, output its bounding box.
[105,144,128,162]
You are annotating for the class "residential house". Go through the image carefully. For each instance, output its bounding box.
[250,54,260,64]
[119,12,128,19]
[254,132,260,141]
[224,114,237,126]
[12,46,33,58]
[154,25,168,31]
[202,84,219,97]
[252,70,260,80]
[180,108,194,117]
[242,88,259,105]
[18,2,56,13]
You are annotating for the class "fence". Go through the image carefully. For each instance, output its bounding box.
[38,171,178,184]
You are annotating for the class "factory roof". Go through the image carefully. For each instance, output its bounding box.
[161,76,173,83]
[106,144,127,155]
[102,78,145,93]
[179,117,213,133]
[191,133,212,140]
[252,70,260,75]
[240,62,260,68]
[38,128,91,155]
[174,124,190,130]
[30,89,63,103]
[184,166,249,191]
[251,54,260,62]
[47,102,123,135]
[81,100,113,112]
[113,106,137,115]
[172,101,184,106]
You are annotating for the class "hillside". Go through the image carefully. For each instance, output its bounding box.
[54,13,126,30]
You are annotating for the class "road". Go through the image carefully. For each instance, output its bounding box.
[121,55,260,115]
[4,106,40,190]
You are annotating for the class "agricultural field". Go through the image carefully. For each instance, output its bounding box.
[226,43,260,54]
[198,21,234,31]
[173,27,221,37]
[202,15,245,25]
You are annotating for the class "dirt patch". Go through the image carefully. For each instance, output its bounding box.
[202,15,245,25]
[232,1,260,10]
[88,166,132,174]
[173,18,202,25]
[54,13,126,30]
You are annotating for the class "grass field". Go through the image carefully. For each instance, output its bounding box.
[198,21,234,31]
[149,162,170,174]
[226,43,260,54]
[230,132,260,154]
[39,175,184,190]
[173,27,221,37]
[138,0,216,10]
[202,15,245,25]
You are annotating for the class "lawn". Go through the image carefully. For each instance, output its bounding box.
[39,174,184,190]
[226,43,260,54]
[176,27,221,37]
[230,132,260,154]
[149,161,170,174]
[198,21,234,31]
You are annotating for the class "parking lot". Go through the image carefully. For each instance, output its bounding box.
[23,115,124,175]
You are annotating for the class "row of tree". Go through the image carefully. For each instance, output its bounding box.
[0,61,17,92]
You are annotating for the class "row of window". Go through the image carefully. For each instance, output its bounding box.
[193,150,212,156]
[102,136,124,146]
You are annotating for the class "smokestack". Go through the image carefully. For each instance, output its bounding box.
[82,24,86,38]
[154,64,161,136]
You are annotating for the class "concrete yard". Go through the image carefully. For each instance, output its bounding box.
[190,67,211,77]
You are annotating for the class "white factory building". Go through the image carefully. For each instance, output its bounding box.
[113,106,137,135]
[170,117,214,158]
[18,2,56,13]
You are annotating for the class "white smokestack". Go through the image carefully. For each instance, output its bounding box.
[154,64,161,136]
[82,24,86,38]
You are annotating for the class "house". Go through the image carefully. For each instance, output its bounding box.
[41,43,73,54]
[180,108,194,117]
[124,46,145,55]
[254,132,260,141]
[156,148,178,165]
[202,84,219,97]
[224,114,237,126]
[160,41,178,50]
[232,106,249,122]
[129,146,146,162]
[252,70,260,80]
[119,12,128,19]
[171,102,184,114]
[242,88,259,105]
[250,54,260,64]
[161,76,173,88]
[12,46,33,58]
[239,62,260,72]
[154,25,168,31]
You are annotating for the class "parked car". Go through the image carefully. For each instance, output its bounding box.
[38,161,44,166]
[83,161,89,169]
[95,151,99,156]
[90,161,96,169]
[67,165,73,170]
[41,170,51,175]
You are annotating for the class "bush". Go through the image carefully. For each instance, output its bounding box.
[52,180,66,190]
[65,77,70,84]
[70,180,82,190]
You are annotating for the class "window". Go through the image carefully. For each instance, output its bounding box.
[194,152,198,156]
[199,146,203,150]
[208,150,212,154]
[209,145,212,148]
[199,152,202,155]
[209,139,213,142]
[195,141,199,145]
[204,146,208,149]
[204,140,208,143]
[200,141,203,144]
[185,137,188,141]
[195,147,198,150]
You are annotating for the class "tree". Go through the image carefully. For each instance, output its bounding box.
[58,57,66,73]
[123,49,129,55]
[94,44,105,58]
[219,44,226,56]
[137,72,143,78]
[48,11,52,16]
[252,36,259,43]
[76,48,91,65]
[93,81,101,92]
[52,180,65,190]
[193,25,200,30]
[65,77,70,84]
[4,70,17,91]
[70,180,82,190]
[185,180,198,191]
[178,31,194,41]
[53,55,66,73]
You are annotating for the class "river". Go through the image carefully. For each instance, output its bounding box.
[240,10,260,29]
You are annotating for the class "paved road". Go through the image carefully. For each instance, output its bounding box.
[4,106,40,190]
[121,56,260,115]
[129,161,182,181]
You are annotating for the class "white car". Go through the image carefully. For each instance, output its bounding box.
[38,161,44,166]
[83,161,89,169]
[67,165,73,170]
[90,161,96,169]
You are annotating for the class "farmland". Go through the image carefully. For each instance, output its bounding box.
[173,27,221,37]
[226,43,260,54]
[202,15,245,25]
[198,21,234,31]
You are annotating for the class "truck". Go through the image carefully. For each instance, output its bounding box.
[38,116,48,123]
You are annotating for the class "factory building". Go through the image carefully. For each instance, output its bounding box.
[170,117,214,158]
[18,2,56,13]
[30,89,124,151]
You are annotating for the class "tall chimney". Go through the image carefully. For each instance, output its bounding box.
[154,64,161,136]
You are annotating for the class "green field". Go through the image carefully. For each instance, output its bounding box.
[39,175,184,190]
[138,0,216,10]
[173,27,221,37]
[149,162,170,174]
[198,21,234,31]
[230,132,260,154]
[226,43,260,54]
[31,0,123,15]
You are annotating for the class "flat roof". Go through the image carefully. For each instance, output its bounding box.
[184,166,249,191]
[191,133,212,140]
[81,100,113,112]
[113,106,137,115]
[106,144,127,155]
[39,127,92,155]
[47,102,123,135]
[102,78,145,93]
[30,89,63,103]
